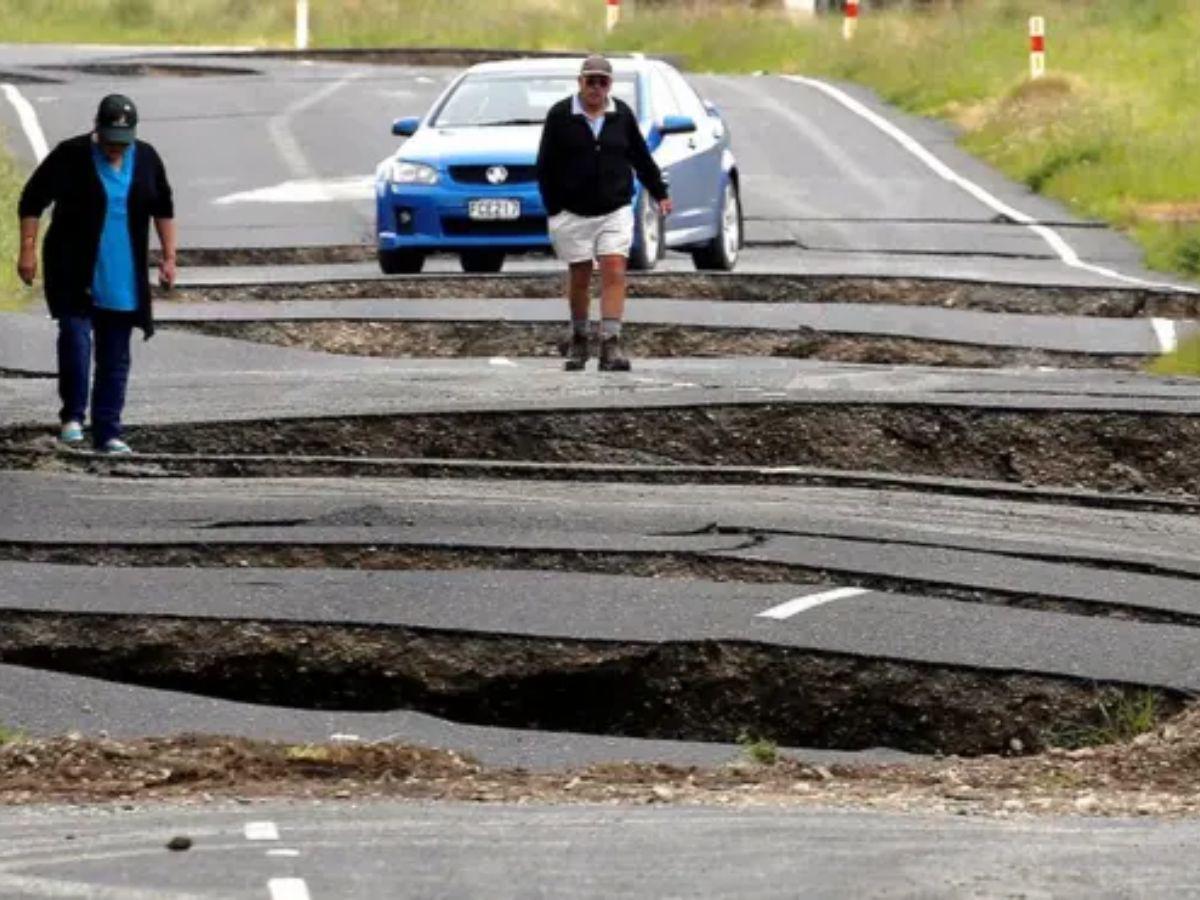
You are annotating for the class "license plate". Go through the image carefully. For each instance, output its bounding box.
[468,199,521,221]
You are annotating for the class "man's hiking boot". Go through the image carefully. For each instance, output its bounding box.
[598,336,631,372]
[564,333,590,371]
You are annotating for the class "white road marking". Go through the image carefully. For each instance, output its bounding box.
[757,586,868,620]
[267,849,302,858]
[267,73,363,200]
[245,821,281,841]
[1,83,50,162]
[268,878,312,900]
[784,75,1196,295]
[214,175,373,205]
[1151,317,1178,354]
[489,356,517,367]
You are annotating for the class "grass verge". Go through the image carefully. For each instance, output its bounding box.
[0,137,33,313]
[1044,690,1162,750]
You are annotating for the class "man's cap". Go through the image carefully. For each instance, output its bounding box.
[95,94,138,144]
[579,55,613,78]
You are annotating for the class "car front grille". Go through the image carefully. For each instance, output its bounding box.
[441,216,548,237]
[448,165,538,185]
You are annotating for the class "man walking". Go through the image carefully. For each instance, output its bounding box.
[536,55,671,372]
[17,93,176,453]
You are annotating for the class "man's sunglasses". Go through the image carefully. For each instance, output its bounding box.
[583,75,611,88]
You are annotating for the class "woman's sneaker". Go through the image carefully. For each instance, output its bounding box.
[59,421,84,444]
[97,438,132,455]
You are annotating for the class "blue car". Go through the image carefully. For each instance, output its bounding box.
[374,56,742,274]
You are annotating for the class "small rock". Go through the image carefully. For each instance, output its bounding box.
[1002,799,1026,812]
[563,777,582,791]
[813,765,834,781]
[1133,733,1155,748]
[1074,794,1100,813]
[334,790,352,799]
[651,786,675,802]
[1162,725,1181,742]
[1066,747,1096,760]
[1008,738,1025,754]
[1135,801,1164,816]
[166,836,192,852]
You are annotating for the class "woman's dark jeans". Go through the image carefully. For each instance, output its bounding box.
[57,312,134,447]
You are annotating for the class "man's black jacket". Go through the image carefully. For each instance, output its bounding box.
[18,134,174,337]
[536,96,668,218]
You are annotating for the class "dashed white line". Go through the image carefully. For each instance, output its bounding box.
[1,83,50,162]
[1151,317,1178,354]
[267,849,302,858]
[245,821,281,841]
[783,76,1196,295]
[757,586,868,620]
[268,878,312,900]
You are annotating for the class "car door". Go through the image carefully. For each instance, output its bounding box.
[661,65,724,244]
[645,66,701,238]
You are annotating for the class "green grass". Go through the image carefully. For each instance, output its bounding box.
[737,731,780,765]
[0,136,33,313]
[1044,690,1163,750]
[0,724,23,745]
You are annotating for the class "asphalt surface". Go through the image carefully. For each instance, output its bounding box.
[5,42,1200,897]
[1,43,1194,291]
[8,801,1200,899]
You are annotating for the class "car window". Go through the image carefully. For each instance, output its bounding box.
[661,66,709,125]
[432,74,639,127]
[647,71,678,123]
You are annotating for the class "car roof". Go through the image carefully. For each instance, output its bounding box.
[462,56,657,78]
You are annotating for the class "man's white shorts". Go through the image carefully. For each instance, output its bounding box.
[547,205,634,263]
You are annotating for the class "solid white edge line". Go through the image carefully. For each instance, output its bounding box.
[245,821,281,841]
[268,878,311,900]
[782,75,1197,295]
[1152,317,1178,354]
[757,586,868,620]
[1,83,50,162]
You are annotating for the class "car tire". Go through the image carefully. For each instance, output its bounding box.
[628,192,664,272]
[459,250,506,273]
[691,180,741,271]
[378,249,425,275]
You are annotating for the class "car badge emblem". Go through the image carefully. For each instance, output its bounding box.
[485,165,509,184]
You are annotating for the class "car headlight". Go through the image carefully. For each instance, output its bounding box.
[388,160,439,185]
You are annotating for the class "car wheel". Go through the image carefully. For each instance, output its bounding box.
[691,180,741,271]
[378,249,425,275]
[628,192,664,271]
[459,250,506,273]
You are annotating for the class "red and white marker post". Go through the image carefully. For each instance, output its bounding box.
[606,0,620,33]
[1029,16,1046,80]
[843,0,859,41]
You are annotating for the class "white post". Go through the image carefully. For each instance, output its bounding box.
[296,0,310,50]
[606,0,620,33]
[1029,16,1046,80]
[842,0,859,41]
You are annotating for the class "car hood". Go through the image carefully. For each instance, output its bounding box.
[390,125,544,167]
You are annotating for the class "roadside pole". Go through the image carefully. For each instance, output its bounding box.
[843,0,859,41]
[296,0,310,50]
[606,0,620,33]
[1030,16,1046,79]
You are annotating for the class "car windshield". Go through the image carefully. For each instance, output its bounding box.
[432,73,639,127]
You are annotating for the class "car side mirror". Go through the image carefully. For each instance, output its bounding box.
[659,115,696,136]
[392,117,420,137]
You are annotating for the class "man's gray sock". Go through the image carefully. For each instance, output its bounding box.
[601,318,622,339]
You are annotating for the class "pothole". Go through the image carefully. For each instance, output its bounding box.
[35,62,260,78]
[173,274,1193,317]
[0,610,1180,756]
[1,542,1193,627]
[164,320,1147,370]
[61,406,1200,496]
